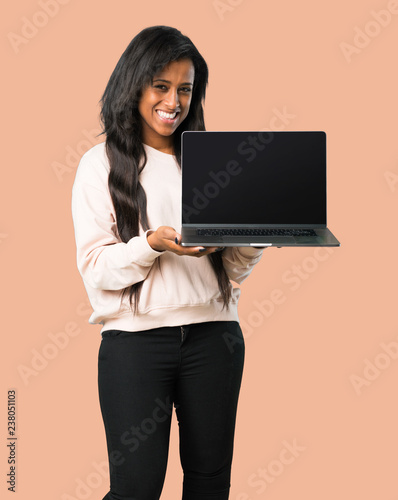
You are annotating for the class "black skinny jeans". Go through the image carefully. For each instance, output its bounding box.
[98,320,245,500]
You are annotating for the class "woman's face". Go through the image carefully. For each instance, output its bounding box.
[138,58,195,152]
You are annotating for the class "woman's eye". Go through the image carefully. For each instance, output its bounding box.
[152,84,191,93]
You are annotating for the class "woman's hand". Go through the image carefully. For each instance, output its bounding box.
[147,226,224,257]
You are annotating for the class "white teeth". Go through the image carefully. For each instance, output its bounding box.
[157,110,177,120]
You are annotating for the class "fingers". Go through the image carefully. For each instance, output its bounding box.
[174,233,181,246]
[187,246,225,257]
[154,228,223,256]
[172,241,225,257]
[198,246,219,253]
[165,228,225,257]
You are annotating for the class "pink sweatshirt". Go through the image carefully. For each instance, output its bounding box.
[71,142,264,334]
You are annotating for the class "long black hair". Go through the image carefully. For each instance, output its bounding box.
[98,25,231,315]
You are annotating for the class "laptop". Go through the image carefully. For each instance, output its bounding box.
[180,131,340,247]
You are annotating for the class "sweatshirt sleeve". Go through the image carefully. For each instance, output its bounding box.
[71,154,164,291]
[221,246,265,285]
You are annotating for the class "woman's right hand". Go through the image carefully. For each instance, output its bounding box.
[147,226,223,258]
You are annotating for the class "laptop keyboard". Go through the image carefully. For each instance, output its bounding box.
[196,228,317,237]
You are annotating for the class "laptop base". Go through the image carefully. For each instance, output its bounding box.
[180,227,340,247]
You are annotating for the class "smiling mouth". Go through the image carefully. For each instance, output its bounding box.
[156,110,179,121]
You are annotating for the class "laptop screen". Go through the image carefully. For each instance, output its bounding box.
[181,131,327,226]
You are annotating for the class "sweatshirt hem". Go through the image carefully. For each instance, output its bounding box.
[98,301,240,334]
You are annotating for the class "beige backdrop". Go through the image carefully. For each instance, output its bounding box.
[2,0,398,498]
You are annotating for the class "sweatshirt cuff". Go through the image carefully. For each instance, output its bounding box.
[235,246,266,258]
[126,229,164,266]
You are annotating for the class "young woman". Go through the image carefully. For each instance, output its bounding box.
[71,25,265,500]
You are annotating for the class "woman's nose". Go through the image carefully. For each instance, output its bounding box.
[163,90,179,110]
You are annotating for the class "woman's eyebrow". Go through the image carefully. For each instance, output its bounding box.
[152,78,193,86]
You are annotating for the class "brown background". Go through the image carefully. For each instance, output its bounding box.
[2,0,398,498]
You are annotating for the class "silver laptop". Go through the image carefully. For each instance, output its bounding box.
[180,131,340,247]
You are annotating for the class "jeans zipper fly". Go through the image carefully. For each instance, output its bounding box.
[180,326,185,342]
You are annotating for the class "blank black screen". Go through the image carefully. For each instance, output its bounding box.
[181,131,326,225]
